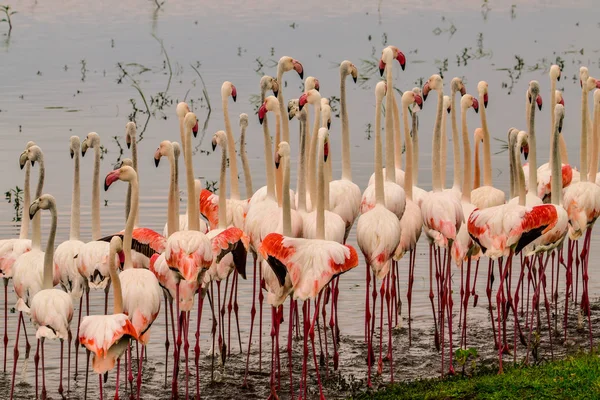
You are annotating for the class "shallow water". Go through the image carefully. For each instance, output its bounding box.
[1,0,600,398]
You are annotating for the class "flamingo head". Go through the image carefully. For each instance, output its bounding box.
[461,94,479,114]
[375,81,387,101]
[555,104,565,133]
[154,140,172,168]
[81,132,99,157]
[105,165,137,191]
[212,130,226,152]
[275,141,290,169]
[69,136,80,159]
[341,60,358,83]
[550,64,561,82]
[176,102,191,120]
[298,89,321,111]
[280,56,304,79]
[287,99,299,120]
[240,113,249,128]
[423,75,442,101]
[305,76,319,92]
[451,77,466,96]
[317,127,330,163]
[28,194,56,220]
[222,81,237,102]
[184,112,199,138]
[260,76,278,98]
[528,81,542,111]
[517,130,529,160]
[556,90,564,106]
[125,121,136,149]
[292,59,304,79]
[19,145,42,169]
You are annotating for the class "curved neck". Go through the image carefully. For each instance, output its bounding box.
[479,93,493,186]
[461,106,472,202]
[282,154,292,237]
[515,142,526,206]
[581,86,590,182]
[19,162,31,240]
[550,78,556,151]
[412,112,419,186]
[432,88,444,192]
[590,99,600,183]
[451,89,462,190]
[277,67,290,145]
[92,145,101,240]
[109,242,124,314]
[508,134,516,199]
[43,202,57,290]
[473,138,481,190]
[440,104,448,189]
[403,101,414,200]
[296,113,307,212]
[384,66,396,183]
[392,92,402,173]
[123,176,139,269]
[223,95,240,200]
[340,72,352,180]
[126,133,139,226]
[316,137,326,239]
[324,155,331,211]
[218,141,228,230]
[179,116,186,154]
[70,148,81,240]
[184,123,200,231]
[167,150,178,237]
[263,113,276,200]
[31,159,45,250]
[308,102,321,205]
[240,124,253,199]
[527,96,538,193]
[375,93,385,204]
[551,118,564,205]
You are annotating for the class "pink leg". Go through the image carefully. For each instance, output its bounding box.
[116,358,121,400]
[471,258,481,307]
[385,274,394,382]
[445,248,455,375]
[259,268,264,372]
[184,312,191,400]
[99,372,103,400]
[3,278,8,374]
[217,279,226,365]
[227,272,234,357]
[136,345,144,400]
[41,339,47,400]
[309,293,326,400]
[9,311,23,399]
[329,278,338,371]
[268,307,277,399]
[243,256,257,387]
[104,280,111,315]
[195,296,204,399]
[74,292,84,381]
[59,339,65,398]
[67,330,72,394]
[287,298,295,399]
[321,285,329,378]
[163,292,170,388]
[171,282,181,400]
[407,250,416,346]
[377,276,385,376]
[35,338,40,399]
[209,284,217,383]
[127,341,134,395]
[428,244,440,351]
[84,349,90,400]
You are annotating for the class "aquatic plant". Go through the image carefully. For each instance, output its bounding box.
[0,5,16,35]
[4,186,23,222]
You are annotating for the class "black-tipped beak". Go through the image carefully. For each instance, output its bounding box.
[379,67,384,77]
[273,89,279,98]
[327,121,331,130]
[212,143,217,152]
[82,148,87,157]
[352,75,357,84]
[154,158,160,167]
[232,94,237,102]
[70,150,74,159]
[275,160,280,169]
[324,153,328,163]
[126,142,131,149]
[298,71,304,80]
[289,114,294,121]
[484,100,488,108]
[259,116,264,125]
[104,182,109,191]
[557,73,561,82]
[31,161,35,167]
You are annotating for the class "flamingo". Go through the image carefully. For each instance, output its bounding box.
[297,75,320,211]
[260,129,359,400]
[104,165,163,399]
[0,141,34,374]
[356,81,401,386]
[240,113,253,199]
[11,144,58,400]
[443,78,467,198]
[470,81,506,209]
[440,95,451,190]
[421,74,464,376]
[27,194,74,400]
[394,90,424,343]
[563,84,600,349]
[303,88,324,213]
[473,128,484,191]
[79,236,138,400]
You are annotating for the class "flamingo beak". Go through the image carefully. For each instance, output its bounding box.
[29,199,40,220]
[81,140,88,157]
[70,149,74,159]
[446,104,451,114]
[580,79,583,88]
[351,69,358,84]
[472,98,479,113]
[324,142,329,163]
[126,134,131,150]
[192,119,199,138]
[558,97,565,106]
[274,152,281,169]
[293,60,304,80]
[536,94,543,111]
[327,120,331,130]
[258,102,267,125]
[231,85,237,102]
[414,94,423,110]
[558,118,563,134]
[422,82,431,101]
[298,93,308,111]
[314,79,320,91]
[19,151,27,170]
[272,81,279,98]
[460,86,466,96]
[104,169,121,191]
[396,51,406,71]
[483,93,488,108]
[596,80,600,89]
[378,59,385,77]
[211,139,217,152]
[557,72,561,82]
[154,148,161,167]
[523,145,529,160]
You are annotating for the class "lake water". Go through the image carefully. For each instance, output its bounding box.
[1,0,600,398]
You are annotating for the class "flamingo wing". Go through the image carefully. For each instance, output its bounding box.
[98,228,166,259]
[199,189,220,230]
[210,227,249,279]
[165,231,213,282]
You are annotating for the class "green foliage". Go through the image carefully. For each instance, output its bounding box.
[0,4,16,34]
[4,186,23,222]
[455,347,478,376]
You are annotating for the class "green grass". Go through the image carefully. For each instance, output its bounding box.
[351,352,600,399]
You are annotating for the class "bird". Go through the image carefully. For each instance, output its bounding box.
[356,81,401,386]
[28,194,74,400]
[79,236,139,400]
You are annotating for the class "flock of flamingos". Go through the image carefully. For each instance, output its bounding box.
[1,44,600,400]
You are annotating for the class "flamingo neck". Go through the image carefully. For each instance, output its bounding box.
[92,144,101,240]
[375,93,385,205]
[412,111,419,186]
[179,116,186,153]
[550,78,556,149]
[589,97,600,184]
[479,93,493,186]
[184,123,200,231]
[308,102,321,206]
[296,111,308,212]
[277,65,290,145]
[282,153,292,237]
[31,157,45,250]
[508,133,516,200]
[440,101,448,189]
[581,86,590,182]
[451,88,462,191]
[123,175,139,270]
[167,148,179,237]
[275,110,283,207]
[19,162,31,240]
[527,95,538,194]
[316,137,326,240]
[70,146,81,241]
[473,138,481,190]
[402,101,414,200]
[432,87,444,192]
[340,71,352,181]
[223,95,240,200]
[240,122,253,199]
[515,141,526,207]
[109,240,124,314]
[551,116,564,205]
[324,153,331,211]
[43,200,57,290]
[384,65,396,183]
[218,140,228,230]
[392,93,402,175]
[461,106,472,203]
[263,112,276,201]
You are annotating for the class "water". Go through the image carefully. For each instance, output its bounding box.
[1,0,600,398]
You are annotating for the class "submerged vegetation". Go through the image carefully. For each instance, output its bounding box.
[0,4,16,35]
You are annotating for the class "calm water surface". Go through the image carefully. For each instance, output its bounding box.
[1,0,599,398]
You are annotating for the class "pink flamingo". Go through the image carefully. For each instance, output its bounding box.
[356,82,401,386]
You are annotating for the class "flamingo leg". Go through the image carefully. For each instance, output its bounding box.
[41,338,46,400]
[471,258,481,307]
[67,329,71,395]
[171,282,181,400]
[58,339,65,398]
[259,267,264,372]
[540,255,554,360]
[428,244,440,352]
[287,298,294,400]
[407,249,416,346]
[367,271,377,387]
[564,241,575,341]
[309,292,326,400]
[136,345,144,400]
[581,228,593,349]
[575,239,580,307]
[233,270,242,354]
[461,256,472,349]
[243,255,257,387]
[486,259,497,349]
[3,278,8,374]
[227,272,234,357]
[9,311,23,400]
[104,280,111,315]
[395,259,402,329]
[385,274,394,383]
[35,338,40,399]
[496,256,510,374]
[377,276,385,376]
[98,373,103,400]
[208,285,217,383]
[75,287,89,381]
[446,245,455,376]
[116,358,121,400]
[127,341,134,395]
[329,278,338,371]
[268,307,278,400]
[84,349,90,400]
[163,291,170,389]
[275,305,282,391]
[321,284,329,378]
[194,295,204,400]
[184,311,191,400]
[217,279,226,365]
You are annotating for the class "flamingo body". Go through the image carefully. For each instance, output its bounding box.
[357,204,401,279]
[54,239,85,300]
[470,185,506,209]
[149,253,198,312]
[119,269,162,344]
[360,182,406,219]
[77,241,114,289]
[30,288,74,340]
[562,182,600,239]
[329,179,361,240]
